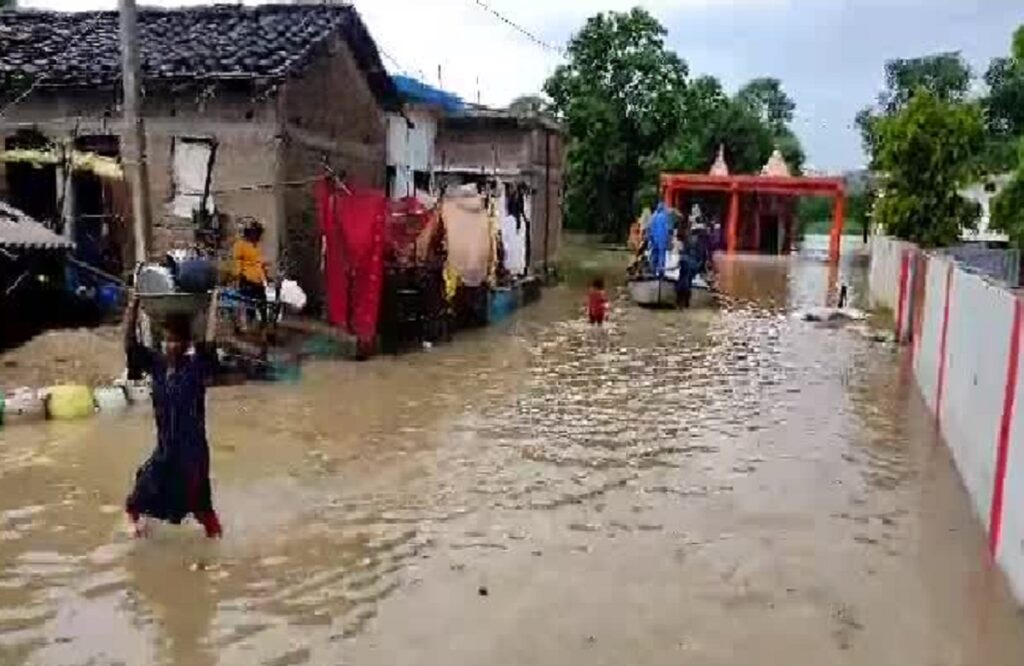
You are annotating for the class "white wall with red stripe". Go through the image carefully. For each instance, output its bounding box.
[870,236,1024,605]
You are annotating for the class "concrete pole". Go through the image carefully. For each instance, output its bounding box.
[119,0,153,264]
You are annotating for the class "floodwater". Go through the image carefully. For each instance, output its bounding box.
[2,248,1024,666]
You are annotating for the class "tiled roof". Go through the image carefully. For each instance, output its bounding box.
[0,202,74,251]
[0,4,397,108]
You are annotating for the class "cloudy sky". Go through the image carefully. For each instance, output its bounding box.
[19,0,1024,172]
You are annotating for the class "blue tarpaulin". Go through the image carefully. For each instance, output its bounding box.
[391,75,465,113]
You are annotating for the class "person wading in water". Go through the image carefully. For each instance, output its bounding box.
[124,294,223,538]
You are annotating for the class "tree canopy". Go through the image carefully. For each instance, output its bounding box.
[545,9,806,238]
[508,95,549,117]
[856,52,973,168]
[855,27,1024,248]
[880,53,972,112]
[545,8,688,237]
[736,77,796,134]
[990,26,1024,248]
[872,90,984,247]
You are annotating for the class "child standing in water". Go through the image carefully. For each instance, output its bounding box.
[124,294,222,538]
[587,277,609,325]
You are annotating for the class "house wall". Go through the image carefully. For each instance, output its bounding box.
[0,35,389,303]
[386,107,437,199]
[526,127,564,273]
[436,121,565,275]
[0,88,282,271]
[279,33,388,308]
[436,124,529,173]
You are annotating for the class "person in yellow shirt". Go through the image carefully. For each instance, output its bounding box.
[232,219,269,327]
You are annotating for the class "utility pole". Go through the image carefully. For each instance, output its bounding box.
[119,0,152,264]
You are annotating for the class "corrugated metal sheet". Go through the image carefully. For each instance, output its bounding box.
[0,202,74,251]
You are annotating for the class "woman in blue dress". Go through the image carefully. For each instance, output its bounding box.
[124,294,222,538]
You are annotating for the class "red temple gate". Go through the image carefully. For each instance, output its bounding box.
[660,170,846,264]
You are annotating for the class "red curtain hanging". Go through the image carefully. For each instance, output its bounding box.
[316,177,386,348]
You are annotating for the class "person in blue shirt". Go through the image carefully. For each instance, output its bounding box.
[124,294,222,538]
[647,204,674,276]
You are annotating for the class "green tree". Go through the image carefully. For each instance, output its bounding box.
[981,26,1024,171]
[990,168,1024,248]
[873,90,984,247]
[880,52,972,112]
[857,52,973,167]
[796,190,873,238]
[545,8,688,237]
[654,76,803,177]
[990,27,1024,248]
[508,95,548,117]
[735,77,796,134]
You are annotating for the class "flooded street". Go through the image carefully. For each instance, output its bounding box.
[2,250,1024,666]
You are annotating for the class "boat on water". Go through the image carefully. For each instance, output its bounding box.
[628,273,715,309]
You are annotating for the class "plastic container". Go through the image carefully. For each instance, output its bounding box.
[125,381,152,405]
[266,353,302,383]
[136,263,176,295]
[94,386,129,413]
[3,388,46,423]
[46,385,96,420]
[97,283,125,313]
[175,259,218,294]
[138,293,212,343]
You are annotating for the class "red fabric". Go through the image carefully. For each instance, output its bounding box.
[316,178,386,346]
[386,197,438,267]
[316,178,344,329]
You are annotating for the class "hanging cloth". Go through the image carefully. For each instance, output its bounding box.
[316,177,386,346]
[442,185,492,287]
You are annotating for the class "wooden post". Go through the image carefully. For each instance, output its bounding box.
[829,191,845,264]
[726,187,740,254]
[119,0,153,264]
[56,139,75,241]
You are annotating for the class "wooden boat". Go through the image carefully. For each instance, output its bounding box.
[628,277,677,308]
[628,274,716,309]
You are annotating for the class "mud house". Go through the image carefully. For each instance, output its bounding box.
[435,108,565,276]
[0,4,398,304]
[385,75,467,200]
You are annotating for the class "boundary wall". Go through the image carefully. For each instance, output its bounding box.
[869,236,1024,603]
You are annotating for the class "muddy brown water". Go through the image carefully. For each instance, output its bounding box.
[1,253,1023,666]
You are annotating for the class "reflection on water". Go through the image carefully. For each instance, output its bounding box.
[1,251,1023,666]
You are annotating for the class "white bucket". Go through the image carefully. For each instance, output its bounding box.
[3,388,47,423]
[94,386,129,413]
[125,381,152,405]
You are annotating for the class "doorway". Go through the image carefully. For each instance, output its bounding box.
[759,214,780,254]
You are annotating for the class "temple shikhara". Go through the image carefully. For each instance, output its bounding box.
[661,147,847,263]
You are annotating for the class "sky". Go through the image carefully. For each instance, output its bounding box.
[18,0,1024,172]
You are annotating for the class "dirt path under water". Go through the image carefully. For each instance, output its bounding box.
[1,253,1023,666]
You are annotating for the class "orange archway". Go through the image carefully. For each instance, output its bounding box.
[660,172,846,264]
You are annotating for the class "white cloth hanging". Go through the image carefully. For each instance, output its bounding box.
[500,214,527,276]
